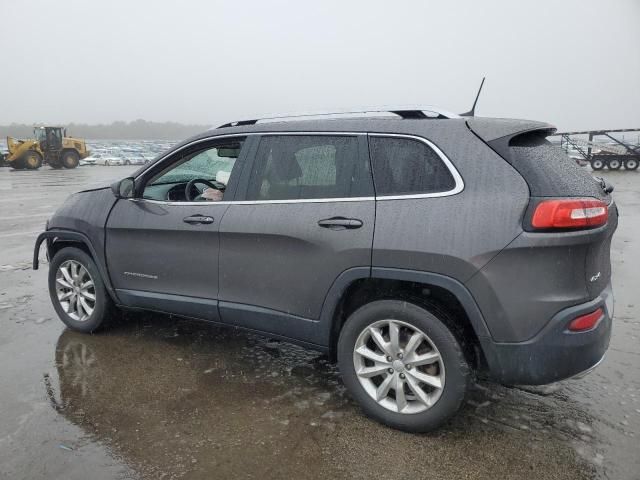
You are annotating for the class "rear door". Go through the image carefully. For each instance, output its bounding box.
[218,133,374,343]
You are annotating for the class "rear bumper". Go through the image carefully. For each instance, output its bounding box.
[480,283,613,385]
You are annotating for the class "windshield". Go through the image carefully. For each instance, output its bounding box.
[34,128,46,142]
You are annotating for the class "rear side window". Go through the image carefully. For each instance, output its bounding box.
[368,136,456,196]
[246,135,372,200]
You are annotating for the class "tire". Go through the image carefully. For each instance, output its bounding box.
[61,150,80,169]
[623,157,639,171]
[10,158,26,170]
[124,160,131,166]
[607,157,621,170]
[23,150,43,169]
[48,247,114,333]
[104,160,110,166]
[590,158,604,170]
[337,300,470,432]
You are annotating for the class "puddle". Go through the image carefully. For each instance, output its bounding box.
[36,314,594,479]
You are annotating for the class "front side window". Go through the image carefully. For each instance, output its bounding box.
[143,139,244,202]
[246,135,371,201]
[369,136,456,196]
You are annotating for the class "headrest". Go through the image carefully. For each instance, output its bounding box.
[270,151,302,182]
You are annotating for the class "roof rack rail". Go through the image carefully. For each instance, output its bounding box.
[216,106,459,129]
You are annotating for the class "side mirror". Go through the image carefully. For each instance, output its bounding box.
[111,177,135,199]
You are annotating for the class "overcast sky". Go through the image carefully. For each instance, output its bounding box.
[1,0,638,131]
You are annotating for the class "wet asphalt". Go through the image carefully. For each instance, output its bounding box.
[0,166,638,480]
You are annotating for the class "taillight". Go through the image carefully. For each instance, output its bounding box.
[531,199,608,230]
[568,308,604,332]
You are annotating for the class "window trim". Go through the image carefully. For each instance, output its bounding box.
[367,133,464,200]
[132,131,463,206]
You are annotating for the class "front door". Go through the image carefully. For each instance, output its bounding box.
[218,134,375,343]
[105,137,248,320]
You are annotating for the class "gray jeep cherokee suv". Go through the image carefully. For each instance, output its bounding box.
[34,108,617,432]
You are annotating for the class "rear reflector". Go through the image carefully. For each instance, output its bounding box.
[568,308,604,332]
[532,199,608,229]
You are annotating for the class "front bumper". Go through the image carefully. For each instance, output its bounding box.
[481,283,613,385]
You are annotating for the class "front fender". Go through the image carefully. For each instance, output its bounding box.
[33,229,119,303]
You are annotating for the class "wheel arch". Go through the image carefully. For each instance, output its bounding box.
[34,230,119,303]
[321,267,495,370]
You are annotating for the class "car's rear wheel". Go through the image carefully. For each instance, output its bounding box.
[337,300,470,432]
[48,247,113,333]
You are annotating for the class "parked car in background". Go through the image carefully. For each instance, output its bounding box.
[35,108,617,432]
[92,153,124,166]
[123,153,151,166]
[82,152,124,166]
[80,153,101,166]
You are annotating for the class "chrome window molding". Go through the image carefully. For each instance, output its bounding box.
[134,197,375,207]
[134,131,464,206]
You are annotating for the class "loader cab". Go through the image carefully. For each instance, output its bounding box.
[35,126,63,151]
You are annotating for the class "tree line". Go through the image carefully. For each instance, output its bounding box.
[0,120,211,140]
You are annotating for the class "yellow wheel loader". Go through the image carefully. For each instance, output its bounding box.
[4,126,90,170]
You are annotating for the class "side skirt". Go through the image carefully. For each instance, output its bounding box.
[115,289,327,352]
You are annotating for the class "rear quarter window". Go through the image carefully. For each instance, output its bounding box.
[508,132,608,200]
[368,136,456,196]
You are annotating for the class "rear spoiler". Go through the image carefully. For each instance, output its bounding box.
[467,117,557,164]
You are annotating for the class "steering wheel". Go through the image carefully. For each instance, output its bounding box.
[185,178,220,201]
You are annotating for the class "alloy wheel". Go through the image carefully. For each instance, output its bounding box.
[353,319,445,414]
[55,260,96,322]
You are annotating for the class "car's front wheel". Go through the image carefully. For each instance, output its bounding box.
[338,300,470,432]
[48,247,113,333]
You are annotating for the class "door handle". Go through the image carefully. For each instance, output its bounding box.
[183,214,214,225]
[317,217,363,230]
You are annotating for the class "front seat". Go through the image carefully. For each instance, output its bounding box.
[263,151,303,199]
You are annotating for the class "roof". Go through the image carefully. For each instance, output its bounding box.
[161,116,557,160]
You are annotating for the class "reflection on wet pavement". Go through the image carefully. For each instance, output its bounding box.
[0,167,638,479]
[45,314,594,479]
